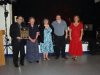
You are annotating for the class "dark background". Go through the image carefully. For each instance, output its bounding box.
[12,0,97,24]
[0,0,100,40]
[1,0,99,25]
[11,0,100,41]
[12,0,100,54]
[0,0,100,54]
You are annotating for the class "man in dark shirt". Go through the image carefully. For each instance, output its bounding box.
[10,16,26,67]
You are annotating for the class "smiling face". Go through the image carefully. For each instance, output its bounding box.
[56,15,61,21]
[29,17,35,25]
[44,19,49,24]
[44,19,49,27]
[74,16,80,22]
[16,16,23,24]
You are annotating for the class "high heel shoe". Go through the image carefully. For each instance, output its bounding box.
[72,57,77,61]
[46,58,50,60]
[44,58,46,60]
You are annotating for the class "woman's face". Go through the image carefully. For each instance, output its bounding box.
[74,16,80,22]
[44,19,49,24]
[44,19,49,27]
[29,18,35,25]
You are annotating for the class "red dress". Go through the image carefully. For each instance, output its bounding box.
[69,23,83,56]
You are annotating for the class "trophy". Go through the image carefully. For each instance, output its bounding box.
[20,27,29,39]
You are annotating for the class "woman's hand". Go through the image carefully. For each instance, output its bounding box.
[29,37,36,43]
[31,39,36,43]
[80,37,82,41]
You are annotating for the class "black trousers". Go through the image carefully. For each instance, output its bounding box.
[12,39,25,65]
[54,35,66,58]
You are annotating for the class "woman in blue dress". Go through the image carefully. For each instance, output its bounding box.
[40,19,54,60]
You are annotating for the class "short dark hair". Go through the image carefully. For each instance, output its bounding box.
[16,16,23,20]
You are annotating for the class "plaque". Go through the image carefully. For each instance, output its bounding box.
[20,27,29,39]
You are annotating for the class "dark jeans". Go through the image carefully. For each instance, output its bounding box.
[54,34,66,58]
[12,39,25,65]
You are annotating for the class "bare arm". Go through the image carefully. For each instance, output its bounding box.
[29,36,33,42]
[65,30,68,38]
[80,29,83,41]
[69,28,72,40]
[29,32,39,43]
[35,32,39,40]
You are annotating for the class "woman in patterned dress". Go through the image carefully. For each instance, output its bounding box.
[26,17,40,63]
[40,19,54,60]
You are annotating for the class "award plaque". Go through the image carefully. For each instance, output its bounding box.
[20,27,29,39]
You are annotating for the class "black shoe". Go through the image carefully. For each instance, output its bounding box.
[36,60,39,63]
[72,57,77,61]
[55,57,59,59]
[62,57,68,60]
[28,61,33,63]
[20,63,24,66]
[14,64,19,68]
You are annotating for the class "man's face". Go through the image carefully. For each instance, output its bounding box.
[17,17,23,24]
[56,15,61,21]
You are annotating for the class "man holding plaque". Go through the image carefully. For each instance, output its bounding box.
[10,16,27,67]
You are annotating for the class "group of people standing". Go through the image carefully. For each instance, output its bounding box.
[10,15,83,68]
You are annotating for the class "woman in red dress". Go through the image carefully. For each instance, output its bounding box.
[69,15,83,60]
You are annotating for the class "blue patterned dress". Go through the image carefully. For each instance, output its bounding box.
[40,27,54,53]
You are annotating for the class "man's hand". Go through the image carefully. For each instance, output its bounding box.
[17,37,22,40]
[70,37,72,40]
[80,37,82,41]
[65,35,68,39]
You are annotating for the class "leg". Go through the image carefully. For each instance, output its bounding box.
[43,53,46,60]
[60,36,67,59]
[54,36,60,58]
[13,49,19,67]
[55,45,60,58]
[61,42,66,58]
[45,52,50,60]
[12,40,20,67]
[26,40,33,62]
[34,42,40,62]
[61,46,66,58]
[20,41,25,65]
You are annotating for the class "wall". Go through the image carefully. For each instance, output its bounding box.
[0,4,12,44]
